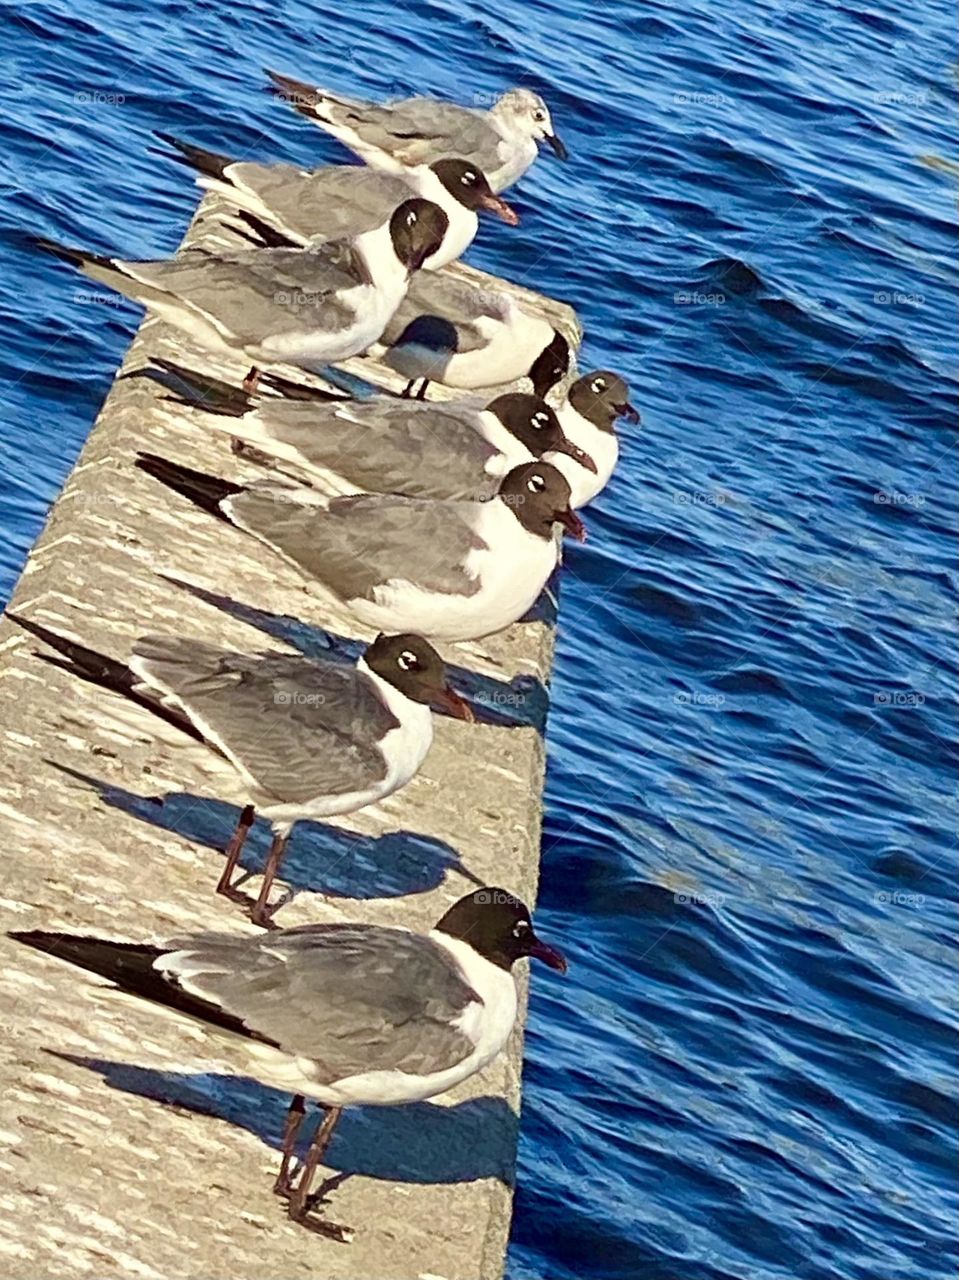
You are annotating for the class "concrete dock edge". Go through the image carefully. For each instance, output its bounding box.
[0,196,581,1280]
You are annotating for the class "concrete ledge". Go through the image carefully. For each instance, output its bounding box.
[0,197,581,1280]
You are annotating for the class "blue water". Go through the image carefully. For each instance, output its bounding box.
[1,1,956,1277]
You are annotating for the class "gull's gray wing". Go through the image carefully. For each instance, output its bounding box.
[225,488,486,600]
[382,272,512,351]
[405,270,513,322]
[253,398,500,499]
[331,95,503,171]
[229,164,411,242]
[122,248,361,342]
[162,924,480,1080]
[132,637,394,804]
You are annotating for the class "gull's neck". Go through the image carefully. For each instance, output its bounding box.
[352,222,409,294]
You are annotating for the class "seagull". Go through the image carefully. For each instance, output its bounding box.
[11,887,566,1235]
[267,71,568,193]
[171,377,597,500]
[9,617,472,926]
[377,269,573,399]
[155,134,518,271]
[35,198,447,392]
[135,455,586,642]
[544,370,640,508]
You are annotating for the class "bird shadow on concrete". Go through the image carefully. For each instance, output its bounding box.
[50,762,481,904]
[159,574,551,734]
[51,1053,518,1188]
[124,357,357,410]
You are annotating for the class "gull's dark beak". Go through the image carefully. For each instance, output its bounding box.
[616,401,641,424]
[528,932,568,973]
[553,438,598,474]
[557,507,587,542]
[434,685,475,722]
[479,190,520,226]
[545,132,569,161]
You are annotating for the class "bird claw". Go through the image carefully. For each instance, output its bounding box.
[287,1197,354,1243]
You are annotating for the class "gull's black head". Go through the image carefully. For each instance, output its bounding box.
[389,199,450,273]
[569,370,640,433]
[429,159,519,225]
[435,887,567,973]
[364,632,473,720]
[488,393,596,472]
[497,460,586,542]
[528,330,571,398]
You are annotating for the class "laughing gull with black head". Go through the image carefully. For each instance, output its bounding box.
[10,617,471,926]
[155,134,518,270]
[545,370,640,508]
[267,71,567,193]
[376,270,573,400]
[11,887,565,1235]
[136,455,585,642]
[174,382,596,500]
[36,197,447,393]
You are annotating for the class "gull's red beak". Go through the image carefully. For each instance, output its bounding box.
[480,191,520,226]
[529,933,567,973]
[553,438,598,474]
[434,685,475,722]
[558,507,587,541]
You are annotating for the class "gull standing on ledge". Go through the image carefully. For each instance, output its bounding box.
[9,618,472,926]
[545,370,640,508]
[36,198,447,393]
[267,71,568,192]
[155,133,518,270]
[171,377,596,500]
[136,456,586,642]
[11,888,566,1236]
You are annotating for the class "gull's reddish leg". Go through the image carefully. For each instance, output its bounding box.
[273,1094,307,1197]
[216,804,256,895]
[250,830,290,927]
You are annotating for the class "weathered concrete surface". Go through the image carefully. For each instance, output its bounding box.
[0,197,580,1280]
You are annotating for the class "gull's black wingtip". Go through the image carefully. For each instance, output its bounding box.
[135,451,242,520]
[9,928,60,950]
[150,132,234,181]
[34,236,88,267]
[34,237,115,273]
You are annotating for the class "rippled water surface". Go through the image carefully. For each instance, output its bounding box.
[1,1,956,1276]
